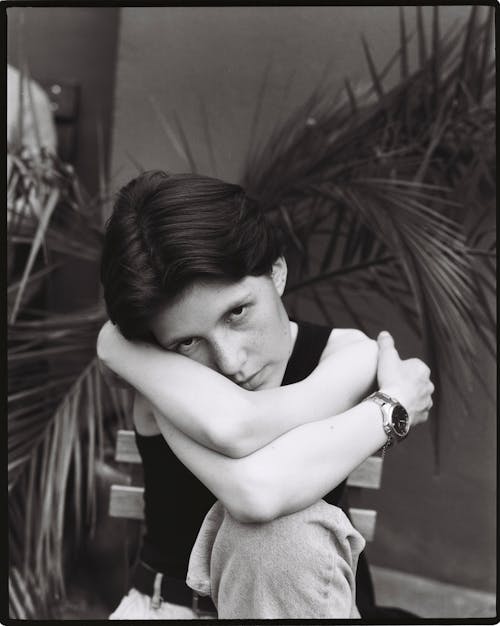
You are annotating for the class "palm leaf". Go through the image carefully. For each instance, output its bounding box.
[361,35,384,101]
[7,143,130,616]
[149,95,191,167]
[431,7,440,103]
[172,110,198,173]
[199,97,218,177]
[9,187,59,322]
[243,7,495,467]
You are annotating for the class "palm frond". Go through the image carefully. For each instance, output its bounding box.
[7,140,131,616]
[243,7,495,465]
[172,110,198,173]
[9,187,59,322]
[361,35,385,101]
[199,97,218,177]
[149,95,191,167]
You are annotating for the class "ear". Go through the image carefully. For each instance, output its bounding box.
[271,256,288,296]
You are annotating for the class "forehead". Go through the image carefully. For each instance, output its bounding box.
[150,275,271,342]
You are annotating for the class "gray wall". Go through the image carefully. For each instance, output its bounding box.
[7,6,120,197]
[7,7,120,310]
[110,6,475,187]
[111,7,495,593]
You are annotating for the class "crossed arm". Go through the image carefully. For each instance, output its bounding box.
[97,324,386,522]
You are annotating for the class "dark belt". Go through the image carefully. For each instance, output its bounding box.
[132,560,217,616]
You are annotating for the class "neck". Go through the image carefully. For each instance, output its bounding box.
[288,320,298,357]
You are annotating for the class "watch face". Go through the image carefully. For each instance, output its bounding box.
[392,405,409,436]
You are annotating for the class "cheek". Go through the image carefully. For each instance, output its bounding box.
[251,308,288,361]
[186,345,214,370]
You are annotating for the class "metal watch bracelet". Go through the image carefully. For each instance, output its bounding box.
[365,391,398,457]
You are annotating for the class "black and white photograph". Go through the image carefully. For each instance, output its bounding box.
[6,3,496,622]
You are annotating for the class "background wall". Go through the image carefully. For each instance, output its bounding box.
[7,6,120,197]
[110,6,476,187]
[7,7,120,310]
[110,6,495,594]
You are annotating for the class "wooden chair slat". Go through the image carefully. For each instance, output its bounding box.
[108,484,378,542]
[109,485,145,520]
[111,431,383,541]
[349,508,377,542]
[347,456,383,489]
[115,429,142,464]
[115,429,383,489]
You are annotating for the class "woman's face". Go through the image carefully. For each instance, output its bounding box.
[149,258,294,390]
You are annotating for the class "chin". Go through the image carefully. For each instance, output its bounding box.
[256,370,282,391]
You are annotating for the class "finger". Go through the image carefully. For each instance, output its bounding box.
[377,330,394,347]
[377,331,401,364]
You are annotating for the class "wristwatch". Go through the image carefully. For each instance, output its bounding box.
[366,391,410,453]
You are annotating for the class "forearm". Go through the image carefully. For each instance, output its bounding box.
[244,337,378,453]
[153,397,385,523]
[99,328,377,456]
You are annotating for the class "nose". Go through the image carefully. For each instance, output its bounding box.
[211,332,246,379]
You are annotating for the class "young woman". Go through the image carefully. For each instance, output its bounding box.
[99,171,433,618]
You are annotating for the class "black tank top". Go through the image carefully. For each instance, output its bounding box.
[136,319,347,578]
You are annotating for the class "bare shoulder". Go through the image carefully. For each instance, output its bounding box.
[320,328,372,360]
[133,392,162,436]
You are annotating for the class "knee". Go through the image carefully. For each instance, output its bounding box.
[214,505,330,570]
[211,507,358,618]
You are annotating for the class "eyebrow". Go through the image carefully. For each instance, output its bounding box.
[165,290,253,347]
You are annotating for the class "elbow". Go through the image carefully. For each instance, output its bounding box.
[207,397,259,459]
[222,465,280,524]
[215,441,252,459]
[226,493,278,524]
[207,423,252,459]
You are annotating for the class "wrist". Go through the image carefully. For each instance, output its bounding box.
[378,387,409,412]
[365,390,411,453]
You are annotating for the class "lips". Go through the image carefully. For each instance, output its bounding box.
[239,368,263,390]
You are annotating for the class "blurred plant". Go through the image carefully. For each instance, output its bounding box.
[240,6,495,466]
[8,125,131,616]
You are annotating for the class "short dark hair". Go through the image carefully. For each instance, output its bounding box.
[101,170,283,340]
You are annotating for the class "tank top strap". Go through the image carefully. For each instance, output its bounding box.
[281,320,332,386]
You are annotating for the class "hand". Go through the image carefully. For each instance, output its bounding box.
[376,331,434,426]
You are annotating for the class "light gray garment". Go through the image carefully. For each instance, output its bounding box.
[187,498,365,619]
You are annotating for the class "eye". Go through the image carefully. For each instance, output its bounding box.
[228,305,248,322]
[175,337,198,353]
[230,306,245,317]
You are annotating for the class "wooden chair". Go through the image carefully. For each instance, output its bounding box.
[109,429,383,542]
